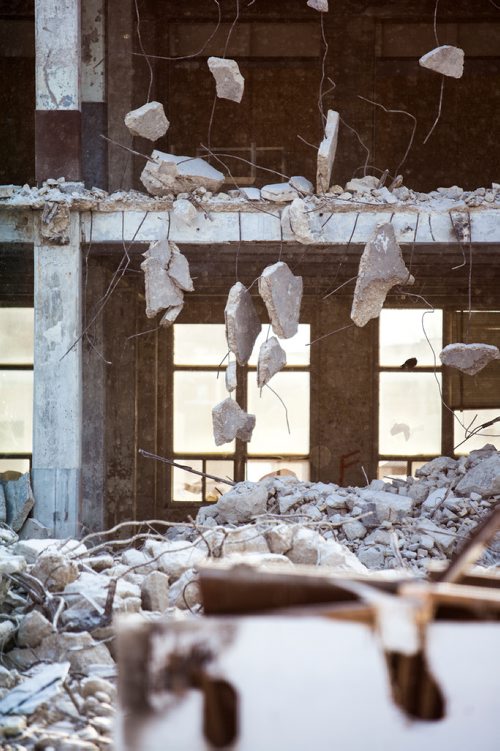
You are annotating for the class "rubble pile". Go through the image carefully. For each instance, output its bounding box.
[0,448,499,746]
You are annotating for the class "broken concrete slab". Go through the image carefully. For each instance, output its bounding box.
[316,109,339,193]
[207,57,244,103]
[259,262,303,339]
[31,550,80,591]
[17,610,53,648]
[455,454,500,498]
[261,183,298,202]
[140,151,225,196]
[141,571,169,612]
[173,197,197,226]
[212,397,256,445]
[160,304,183,328]
[141,255,184,318]
[239,187,261,201]
[167,242,194,292]
[124,101,169,141]
[225,361,237,392]
[214,481,268,523]
[419,45,464,79]
[351,222,414,327]
[289,175,314,195]
[225,282,261,365]
[345,175,379,194]
[257,336,287,388]
[283,197,323,244]
[439,343,500,375]
[18,517,51,540]
[307,0,328,10]
[3,473,34,532]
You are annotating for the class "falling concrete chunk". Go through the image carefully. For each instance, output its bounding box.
[207,57,244,103]
[141,150,225,196]
[160,304,183,328]
[351,223,414,327]
[289,175,314,195]
[307,0,328,10]
[259,262,303,339]
[439,343,500,376]
[283,197,323,244]
[124,101,169,141]
[212,398,256,446]
[261,183,298,203]
[225,282,261,366]
[141,248,183,318]
[257,336,287,388]
[225,361,237,392]
[419,45,464,78]
[316,109,339,193]
[173,197,197,226]
[168,242,194,292]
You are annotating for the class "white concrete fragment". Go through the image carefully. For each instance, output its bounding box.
[207,57,244,103]
[168,242,194,292]
[439,343,500,375]
[225,361,237,392]
[213,481,268,523]
[257,336,287,387]
[283,197,323,244]
[223,529,270,555]
[307,0,328,10]
[351,222,414,327]
[17,611,52,648]
[318,539,367,573]
[289,175,314,195]
[345,175,379,194]
[31,551,79,591]
[225,282,261,365]
[259,262,303,339]
[141,570,169,612]
[316,109,339,193]
[13,538,86,563]
[239,187,261,200]
[141,151,225,196]
[212,397,256,445]
[419,45,464,79]
[160,304,183,327]
[261,183,298,202]
[143,539,205,580]
[173,198,197,226]
[141,252,183,318]
[124,101,169,141]
[455,454,500,498]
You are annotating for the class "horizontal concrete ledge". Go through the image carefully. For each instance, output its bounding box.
[1,206,499,245]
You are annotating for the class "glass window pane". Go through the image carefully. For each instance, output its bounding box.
[0,371,33,453]
[247,372,309,454]
[0,308,34,365]
[206,460,234,502]
[379,309,442,367]
[454,409,500,455]
[248,324,310,366]
[377,460,408,481]
[172,459,203,502]
[174,324,228,366]
[174,371,235,453]
[379,372,441,456]
[0,459,30,475]
[247,459,309,482]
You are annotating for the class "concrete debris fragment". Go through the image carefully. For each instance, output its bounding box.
[261,183,298,202]
[225,361,237,392]
[212,397,256,445]
[259,261,303,338]
[225,282,261,365]
[0,662,70,716]
[345,175,379,194]
[439,342,500,375]
[455,453,500,497]
[2,473,34,532]
[172,197,197,226]
[215,481,268,523]
[141,238,193,322]
[207,57,245,103]
[40,201,71,244]
[351,222,414,327]
[307,0,328,10]
[140,150,225,196]
[17,610,53,648]
[141,571,169,612]
[31,550,79,591]
[283,197,323,244]
[316,109,339,193]
[124,101,169,141]
[289,175,314,195]
[239,186,261,200]
[419,45,464,78]
[257,336,287,387]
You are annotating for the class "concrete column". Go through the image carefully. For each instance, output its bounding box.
[82,0,107,189]
[107,0,134,191]
[35,0,81,182]
[32,212,82,537]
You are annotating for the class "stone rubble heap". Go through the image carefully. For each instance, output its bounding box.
[0,447,498,747]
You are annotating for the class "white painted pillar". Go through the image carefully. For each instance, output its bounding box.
[32,213,82,537]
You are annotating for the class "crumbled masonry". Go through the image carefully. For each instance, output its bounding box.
[316,109,339,193]
[172,197,197,226]
[212,397,256,445]
[259,261,303,339]
[283,196,323,244]
[140,150,225,196]
[351,222,414,327]
[225,282,261,366]
[257,336,287,387]
[124,101,169,141]
[207,57,245,103]
[419,45,465,79]
[260,182,299,202]
[439,342,500,375]
[0,447,498,746]
[140,239,193,324]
